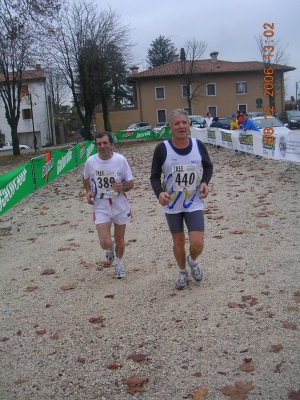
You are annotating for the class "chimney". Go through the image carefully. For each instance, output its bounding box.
[36,64,41,70]
[130,65,139,75]
[172,54,179,62]
[210,51,219,64]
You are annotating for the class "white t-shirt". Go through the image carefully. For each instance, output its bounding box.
[84,152,133,201]
[205,117,213,127]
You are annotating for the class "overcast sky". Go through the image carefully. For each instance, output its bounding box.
[103,0,300,103]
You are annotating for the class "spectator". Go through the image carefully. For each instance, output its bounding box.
[230,114,239,130]
[242,114,260,131]
[205,113,213,127]
[238,111,246,129]
[210,117,223,128]
[79,126,85,141]
[33,134,39,152]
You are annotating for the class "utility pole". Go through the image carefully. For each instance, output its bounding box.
[29,93,35,135]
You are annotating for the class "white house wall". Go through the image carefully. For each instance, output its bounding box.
[0,80,51,147]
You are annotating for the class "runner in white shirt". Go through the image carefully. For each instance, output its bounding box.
[83,132,134,279]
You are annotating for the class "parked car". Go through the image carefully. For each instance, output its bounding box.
[124,122,152,131]
[278,110,300,129]
[218,117,232,130]
[251,116,290,135]
[0,141,32,151]
[188,115,206,128]
[247,111,264,118]
[153,122,169,134]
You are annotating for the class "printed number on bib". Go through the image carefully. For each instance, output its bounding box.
[172,165,197,191]
[95,170,116,193]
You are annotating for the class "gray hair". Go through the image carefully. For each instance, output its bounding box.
[169,108,189,125]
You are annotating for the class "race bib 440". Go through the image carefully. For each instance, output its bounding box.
[172,164,199,191]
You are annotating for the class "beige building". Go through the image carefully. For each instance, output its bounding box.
[95,52,295,133]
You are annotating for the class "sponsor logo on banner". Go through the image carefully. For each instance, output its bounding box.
[207,129,216,144]
[124,130,134,138]
[0,169,27,212]
[42,151,54,182]
[221,131,233,148]
[57,150,72,175]
[87,142,94,159]
[136,132,150,139]
[80,142,85,161]
[239,133,253,151]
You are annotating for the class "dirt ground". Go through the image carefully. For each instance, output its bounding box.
[0,140,300,400]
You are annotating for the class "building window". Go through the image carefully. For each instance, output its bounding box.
[155,87,165,99]
[22,109,32,119]
[182,85,191,98]
[157,109,166,123]
[238,104,247,112]
[20,85,29,98]
[208,106,217,117]
[236,82,247,94]
[206,83,216,96]
[183,107,190,113]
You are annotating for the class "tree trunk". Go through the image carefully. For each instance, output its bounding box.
[102,97,112,132]
[11,124,20,156]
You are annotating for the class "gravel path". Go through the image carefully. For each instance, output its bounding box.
[0,141,299,400]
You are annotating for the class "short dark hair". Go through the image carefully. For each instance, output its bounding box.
[95,131,114,144]
[213,117,219,121]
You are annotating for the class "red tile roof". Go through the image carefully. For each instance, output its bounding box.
[0,69,45,82]
[131,59,295,78]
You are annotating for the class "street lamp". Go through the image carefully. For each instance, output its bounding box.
[296,81,300,111]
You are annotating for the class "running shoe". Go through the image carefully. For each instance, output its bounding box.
[187,254,203,282]
[115,264,125,279]
[105,238,115,263]
[175,270,188,290]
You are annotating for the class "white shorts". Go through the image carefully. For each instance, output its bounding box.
[93,195,132,225]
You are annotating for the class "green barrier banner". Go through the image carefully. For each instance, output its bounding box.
[76,140,97,165]
[112,133,118,143]
[117,129,156,141]
[0,162,35,216]
[157,126,172,138]
[33,147,77,189]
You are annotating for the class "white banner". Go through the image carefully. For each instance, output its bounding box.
[191,127,300,163]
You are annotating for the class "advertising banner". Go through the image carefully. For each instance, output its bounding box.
[221,130,233,149]
[238,132,253,154]
[117,129,156,141]
[157,126,173,138]
[191,127,300,165]
[33,147,76,189]
[274,131,300,162]
[76,140,97,165]
[207,129,217,145]
[0,162,35,216]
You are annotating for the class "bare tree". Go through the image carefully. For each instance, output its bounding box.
[179,39,208,114]
[255,34,290,111]
[45,68,71,114]
[0,0,61,155]
[46,0,133,138]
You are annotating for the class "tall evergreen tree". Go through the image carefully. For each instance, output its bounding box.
[146,35,177,68]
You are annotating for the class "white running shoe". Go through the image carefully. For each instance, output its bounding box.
[175,270,188,290]
[187,254,203,282]
[115,264,125,279]
[105,238,115,263]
